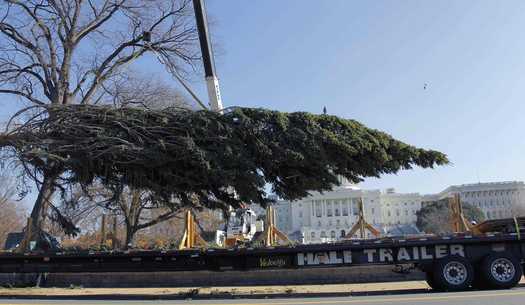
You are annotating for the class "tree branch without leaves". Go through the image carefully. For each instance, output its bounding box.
[0,0,200,243]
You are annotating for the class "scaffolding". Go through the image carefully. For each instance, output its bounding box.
[345,198,380,239]
[449,194,474,233]
[262,206,292,247]
[178,210,208,250]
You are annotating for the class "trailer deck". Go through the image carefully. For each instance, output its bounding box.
[1,217,524,292]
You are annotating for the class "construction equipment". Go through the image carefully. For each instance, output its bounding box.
[261,206,291,247]
[471,216,525,235]
[345,198,380,239]
[179,210,208,250]
[223,207,262,247]
[446,194,525,236]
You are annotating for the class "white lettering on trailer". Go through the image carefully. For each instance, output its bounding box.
[297,251,351,266]
[364,249,376,263]
[329,251,343,264]
[307,252,317,265]
[397,247,411,261]
[421,246,433,259]
[297,253,304,266]
[343,250,352,263]
[450,244,465,256]
[412,247,419,260]
[379,248,393,262]
[297,244,465,266]
[435,244,448,259]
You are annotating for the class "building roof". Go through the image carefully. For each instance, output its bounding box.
[436,181,525,199]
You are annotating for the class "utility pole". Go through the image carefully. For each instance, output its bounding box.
[193,0,223,112]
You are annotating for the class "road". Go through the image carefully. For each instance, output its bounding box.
[1,288,525,305]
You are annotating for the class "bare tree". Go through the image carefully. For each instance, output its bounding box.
[0,0,200,242]
[112,188,182,247]
[107,72,194,109]
[50,74,197,248]
[0,173,27,247]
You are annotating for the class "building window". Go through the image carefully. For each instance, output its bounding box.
[327,202,333,217]
[330,231,336,239]
[388,211,391,217]
[396,210,400,216]
[335,205,340,216]
[316,201,322,217]
[321,231,327,238]
[311,232,315,239]
[341,230,346,237]
[405,210,408,216]
[336,219,340,226]
[352,201,359,216]
[342,203,349,216]
[299,211,303,218]
[371,208,375,214]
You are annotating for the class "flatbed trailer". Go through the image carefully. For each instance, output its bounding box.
[1,226,525,292]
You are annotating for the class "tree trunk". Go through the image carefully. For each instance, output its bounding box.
[30,175,55,230]
[124,226,137,249]
[23,174,55,250]
[122,190,142,249]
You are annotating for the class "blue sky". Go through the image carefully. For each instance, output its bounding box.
[3,0,525,197]
[200,0,525,194]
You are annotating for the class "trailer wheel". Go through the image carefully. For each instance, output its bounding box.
[479,252,522,289]
[432,255,474,291]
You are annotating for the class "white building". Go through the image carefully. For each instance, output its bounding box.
[380,188,422,226]
[271,180,423,244]
[254,181,525,244]
[433,181,525,220]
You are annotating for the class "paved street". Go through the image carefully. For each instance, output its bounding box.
[1,287,525,305]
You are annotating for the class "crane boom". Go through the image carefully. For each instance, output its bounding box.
[193,0,223,112]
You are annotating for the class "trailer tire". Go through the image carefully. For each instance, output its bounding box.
[432,255,474,291]
[479,252,522,289]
